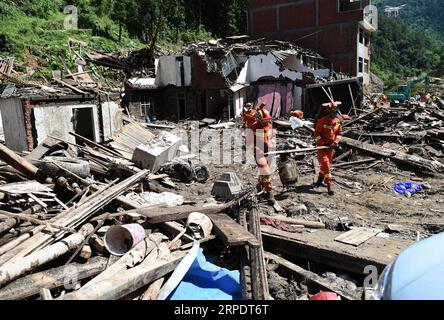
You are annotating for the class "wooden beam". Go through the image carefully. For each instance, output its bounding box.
[343,108,383,128]
[262,225,412,275]
[0,256,108,300]
[341,136,444,174]
[62,249,186,300]
[266,146,330,156]
[208,213,260,247]
[264,251,361,300]
[0,144,39,180]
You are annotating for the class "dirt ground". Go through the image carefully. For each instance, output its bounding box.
[164,122,444,242]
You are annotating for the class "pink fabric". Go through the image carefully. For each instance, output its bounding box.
[257,83,293,117]
[257,84,280,117]
[279,83,293,114]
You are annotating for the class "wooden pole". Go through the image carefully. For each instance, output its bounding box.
[0,224,94,287]
[68,132,124,158]
[0,144,38,179]
[348,84,358,117]
[0,257,108,300]
[266,146,331,156]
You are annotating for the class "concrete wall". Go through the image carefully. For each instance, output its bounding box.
[191,54,227,90]
[0,98,28,152]
[237,53,303,84]
[248,0,368,77]
[33,104,100,146]
[155,55,192,87]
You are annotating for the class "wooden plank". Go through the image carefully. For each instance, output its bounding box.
[207,213,260,247]
[53,78,86,94]
[264,251,361,300]
[334,227,382,247]
[341,136,444,174]
[0,171,149,265]
[261,225,412,275]
[0,181,53,195]
[63,249,186,300]
[25,137,60,161]
[0,256,108,300]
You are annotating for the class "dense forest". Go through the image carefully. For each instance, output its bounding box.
[372,0,444,86]
[0,0,443,87]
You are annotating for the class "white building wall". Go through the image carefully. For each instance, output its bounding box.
[33,104,100,146]
[155,55,192,87]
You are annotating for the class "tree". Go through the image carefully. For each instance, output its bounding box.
[110,0,128,42]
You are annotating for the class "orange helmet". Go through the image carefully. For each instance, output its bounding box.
[257,108,272,124]
[291,110,304,120]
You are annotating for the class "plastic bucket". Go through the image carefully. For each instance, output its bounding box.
[104,224,146,256]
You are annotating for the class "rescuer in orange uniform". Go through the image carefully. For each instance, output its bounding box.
[313,102,343,196]
[243,102,276,204]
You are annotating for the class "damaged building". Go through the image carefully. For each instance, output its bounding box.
[124,37,361,121]
[248,0,377,85]
[0,87,122,152]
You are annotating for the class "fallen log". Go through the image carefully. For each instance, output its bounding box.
[0,256,108,300]
[264,251,361,300]
[79,233,163,290]
[341,136,444,174]
[0,225,46,258]
[0,218,18,236]
[0,224,94,287]
[62,246,186,300]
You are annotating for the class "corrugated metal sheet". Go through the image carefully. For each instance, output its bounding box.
[110,122,155,159]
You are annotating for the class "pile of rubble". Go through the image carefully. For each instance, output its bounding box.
[0,118,268,300]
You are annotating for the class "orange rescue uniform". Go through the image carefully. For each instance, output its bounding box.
[243,106,274,192]
[313,115,343,185]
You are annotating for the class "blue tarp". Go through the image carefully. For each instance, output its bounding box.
[168,249,242,300]
[393,182,425,197]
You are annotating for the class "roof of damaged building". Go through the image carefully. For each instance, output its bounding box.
[180,36,335,87]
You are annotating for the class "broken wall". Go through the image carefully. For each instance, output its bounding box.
[240,53,303,83]
[32,103,100,146]
[101,100,123,141]
[0,98,27,152]
[155,55,192,87]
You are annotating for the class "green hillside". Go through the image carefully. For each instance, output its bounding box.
[371,0,444,87]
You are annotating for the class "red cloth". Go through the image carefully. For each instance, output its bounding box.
[310,292,341,300]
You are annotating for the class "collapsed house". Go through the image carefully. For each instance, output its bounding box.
[123,37,362,121]
[0,86,122,152]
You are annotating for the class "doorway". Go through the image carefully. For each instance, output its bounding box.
[72,108,95,144]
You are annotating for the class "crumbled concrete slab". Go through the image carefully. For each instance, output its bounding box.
[211,172,243,200]
[131,131,182,172]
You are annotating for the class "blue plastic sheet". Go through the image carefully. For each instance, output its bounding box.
[168,249,242,300]
[394,182,424,197]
